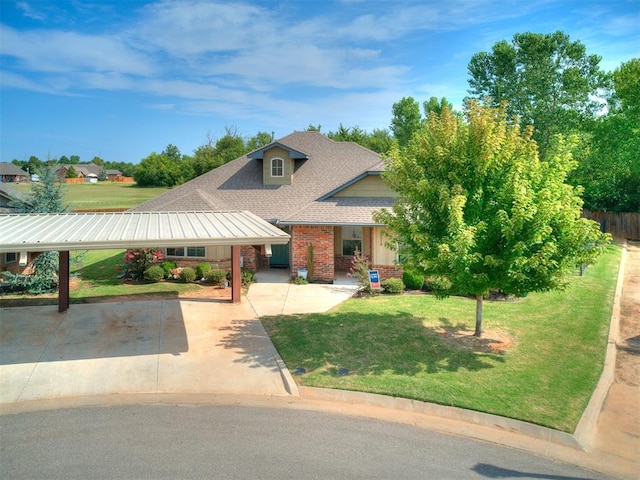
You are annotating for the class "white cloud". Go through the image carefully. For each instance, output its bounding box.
[0,25,155,76]
[15,1,46,21]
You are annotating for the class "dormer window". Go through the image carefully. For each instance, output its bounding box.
[271,158,284,177]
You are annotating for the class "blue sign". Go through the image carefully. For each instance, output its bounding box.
[368,270,380,289]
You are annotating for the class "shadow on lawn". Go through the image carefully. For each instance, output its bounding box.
[262,311,506,377]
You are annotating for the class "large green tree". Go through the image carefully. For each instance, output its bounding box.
[375,101,608,337]
[134,149,184,187]
[467,31,607,158]
[571,58,640,212]
[390,96,421,147]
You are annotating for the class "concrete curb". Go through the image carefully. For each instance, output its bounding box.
[299,386,582,449]
[573,239,627,449]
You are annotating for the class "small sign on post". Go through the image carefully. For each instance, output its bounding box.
[368,269,381,290]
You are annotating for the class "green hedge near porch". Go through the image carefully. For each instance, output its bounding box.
[261,244,621,433]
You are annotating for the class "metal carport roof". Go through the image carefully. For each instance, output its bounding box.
[0,211,290,252]
[0,211,290,311]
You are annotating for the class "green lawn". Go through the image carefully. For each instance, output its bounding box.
[11,182,171,211]
[262,244,620,432]
[0,250,209,307]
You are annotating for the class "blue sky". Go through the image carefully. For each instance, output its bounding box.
[1,0,638,165]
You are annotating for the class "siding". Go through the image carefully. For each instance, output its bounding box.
[333,175,397,198]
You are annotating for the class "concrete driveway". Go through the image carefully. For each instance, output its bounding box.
[0,276,358,404]
[0,299,298,404]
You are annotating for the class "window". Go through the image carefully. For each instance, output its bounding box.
[271,158,284,177]
[166,247,205,258]
[342,226,363,256]
[187,246,205,257]
[5,252,17,263]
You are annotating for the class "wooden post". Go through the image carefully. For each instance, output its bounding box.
[59,250,70,312]
[231,245,241,303]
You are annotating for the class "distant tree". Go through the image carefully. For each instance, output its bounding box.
[327,125,393,155]
[65,165,77,178]
[467,31,607,158]
[188,142,219,177]
[91,156,105,166]
[214,131,246,164]
[134,151,183,187]
[327,124,368,144]
[25,156,43,175]
[10,166,68,213]
[246,131,274,151]
[69,155,80,164]
[305,124,322,132]
[391,96,422,147]
[375,101,609,337]
[571,58,640,212]
[423,96,454,118]
[59,155,70,164]
[367,128,393,155]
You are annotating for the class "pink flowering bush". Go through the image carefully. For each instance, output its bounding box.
[120,248,164,280]
[347,247,373,294]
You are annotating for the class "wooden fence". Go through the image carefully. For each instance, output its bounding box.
[582,210,640,240]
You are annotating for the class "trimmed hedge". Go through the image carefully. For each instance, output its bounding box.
[381,277,404,294]
[180,267,196,283]
[206,268,227,284]
[196,262,211,279]
[144,265,164,283]
[403,269,425,290]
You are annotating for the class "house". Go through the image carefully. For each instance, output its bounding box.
[105,169,123,181]
[57,163,104,180]
[0,183,37,274]
[131,131,402,283]
[0,163,29,183]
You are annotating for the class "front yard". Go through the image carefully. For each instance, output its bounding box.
[262,244,621,432]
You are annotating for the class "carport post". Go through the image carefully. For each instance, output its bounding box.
[59,250,70,312]
[231,245,241,303]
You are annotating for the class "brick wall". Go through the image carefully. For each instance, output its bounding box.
[291,225,335,283]
[241,246,258,271]
[373,264,403,281]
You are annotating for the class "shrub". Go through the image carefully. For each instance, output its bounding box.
[161,260,177,279]
[121,248,163,280]
[180,267,196,283]
[144,265,164,283]
[196,262,211,279]
[347,247,373,294]
[403,269,425,290]
[381,277,404,294]
[205,268,227,284]
[241,268,255,287]
[0,252,59,294]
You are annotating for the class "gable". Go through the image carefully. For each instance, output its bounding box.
[262,146,295,186]
[331,174,397,198]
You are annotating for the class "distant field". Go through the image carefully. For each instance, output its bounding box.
[11,182,171,211]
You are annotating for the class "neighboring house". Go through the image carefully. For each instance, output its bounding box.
[105,169,122,181]
[0,163,29,183]
[131,131,402,283]
[57,163,104,180]
[0,183,37,274]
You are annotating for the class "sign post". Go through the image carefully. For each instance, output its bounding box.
[368,269,380,290]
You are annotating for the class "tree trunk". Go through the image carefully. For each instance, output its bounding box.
[474,294,483,337]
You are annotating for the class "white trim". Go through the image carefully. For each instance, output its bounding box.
[271,157,284,177]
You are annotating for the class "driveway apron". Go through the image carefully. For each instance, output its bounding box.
[0,299,294,403]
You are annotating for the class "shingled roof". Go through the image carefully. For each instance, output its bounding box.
[132,131,391,225]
